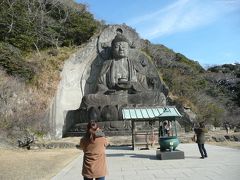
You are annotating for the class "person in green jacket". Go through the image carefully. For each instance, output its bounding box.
[194,122,208,159]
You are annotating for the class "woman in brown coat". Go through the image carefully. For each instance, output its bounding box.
[80,121,108,180]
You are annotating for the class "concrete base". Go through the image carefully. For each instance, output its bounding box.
[156,149,185,160]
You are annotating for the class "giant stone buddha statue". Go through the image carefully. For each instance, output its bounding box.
[80,29,168,121]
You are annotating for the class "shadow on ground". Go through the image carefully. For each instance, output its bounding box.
[107,152,157,160]
[107,145,132,150]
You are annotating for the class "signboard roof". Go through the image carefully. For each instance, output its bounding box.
[122,106,182,120]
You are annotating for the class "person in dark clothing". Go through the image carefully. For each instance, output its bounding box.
[224,122,230,134]
[194,122,208,159]
[163,121,171,136]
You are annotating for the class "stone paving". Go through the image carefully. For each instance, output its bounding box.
[52,143,240,180]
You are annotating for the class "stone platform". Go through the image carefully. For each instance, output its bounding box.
[156,149,185,160]
[52,143,240,180]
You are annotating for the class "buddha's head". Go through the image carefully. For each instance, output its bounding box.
[111,34,129,59]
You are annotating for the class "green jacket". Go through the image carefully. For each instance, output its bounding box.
[194,128,208,144]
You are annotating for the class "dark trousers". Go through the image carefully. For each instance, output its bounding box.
[198,143,207,157]
[84,177,105,180]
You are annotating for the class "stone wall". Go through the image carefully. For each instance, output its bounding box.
[48,37,98,138]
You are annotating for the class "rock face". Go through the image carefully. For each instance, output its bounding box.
[49,25,168,138]
[48,33,98,137]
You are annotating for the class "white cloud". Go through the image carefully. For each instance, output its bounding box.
[127,0,240,40]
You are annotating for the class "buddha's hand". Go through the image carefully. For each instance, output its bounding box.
[118,78,128,84]
[104,89,116,95]
[116,81,132,89]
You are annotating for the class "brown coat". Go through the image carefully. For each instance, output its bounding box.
[80,137,108,178]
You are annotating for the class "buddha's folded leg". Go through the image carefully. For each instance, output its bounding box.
[82,94,111,107]
[82,93,129,107]
[128,91,166,106]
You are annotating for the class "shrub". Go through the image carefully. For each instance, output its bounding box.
[0,0,100,51]
[0,42,35,81]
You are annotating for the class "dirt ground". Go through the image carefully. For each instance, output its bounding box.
[207,141,240,149]
[0,148,80,180]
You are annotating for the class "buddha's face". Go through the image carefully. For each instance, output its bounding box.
[112,41,129,59]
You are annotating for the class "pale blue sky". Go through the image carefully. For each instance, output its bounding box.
[76,0,240,67]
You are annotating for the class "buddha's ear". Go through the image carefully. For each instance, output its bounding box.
[140,58,147,67]
[130,41,136,49]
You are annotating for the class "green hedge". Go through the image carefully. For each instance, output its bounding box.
[0,42,35,80]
